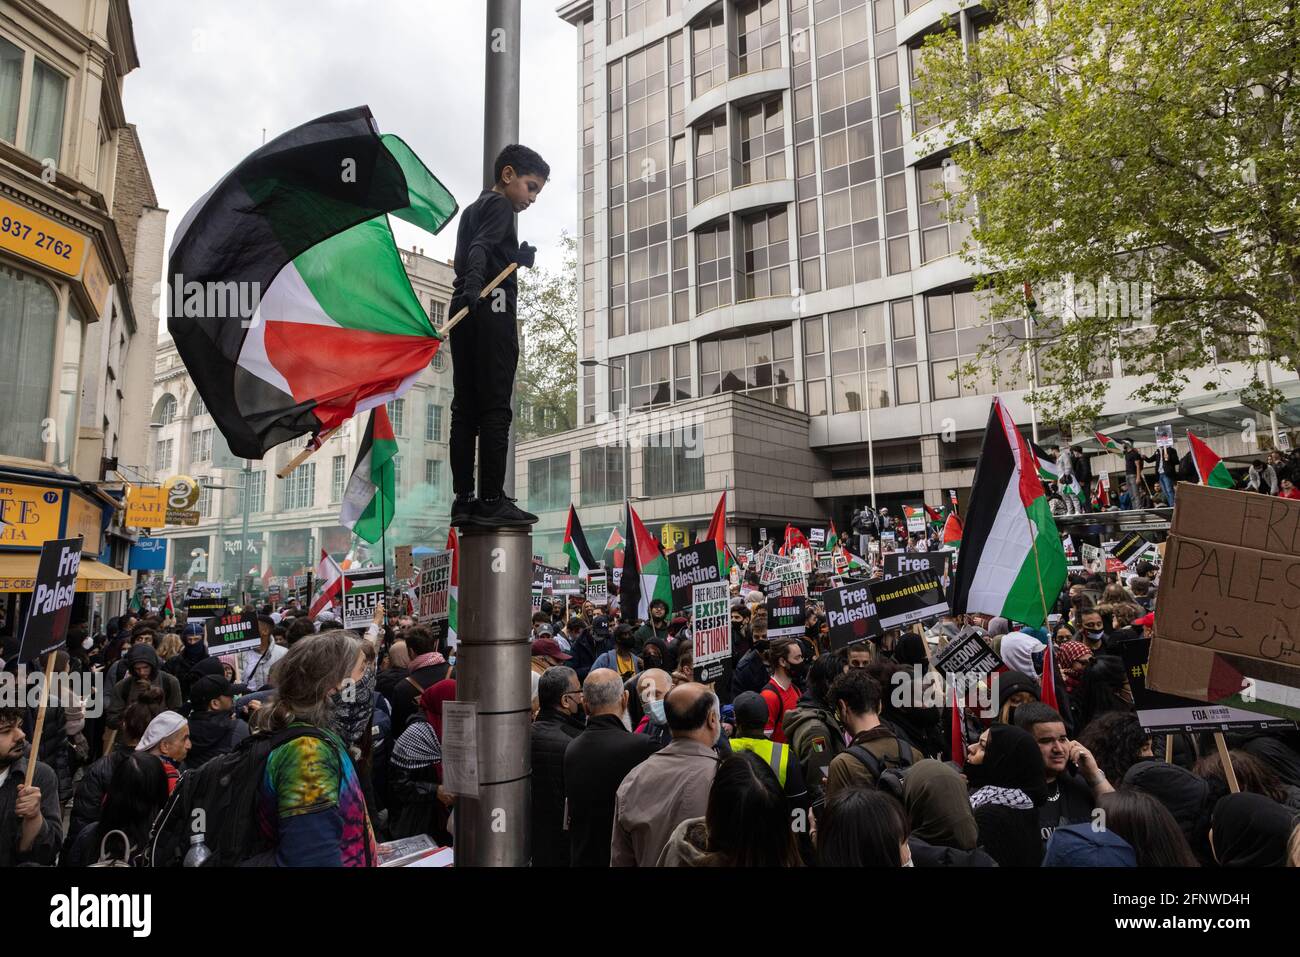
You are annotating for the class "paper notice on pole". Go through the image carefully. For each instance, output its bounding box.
[395,545,414,581]
[440,701,479,798]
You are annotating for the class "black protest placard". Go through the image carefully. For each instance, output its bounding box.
[552,574,583,597]
[883,550,951,579]
[293,573,312,606]
[823,582,880,650]
[1110,531,1151,567]
[870,571,950,630]
[17,536,82,663]
[667,541,719,612]
[185,583,227,622]
[934,630,1003,678]
[205,609,262,655]
[766,595,807,639]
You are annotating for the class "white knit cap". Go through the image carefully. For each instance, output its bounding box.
[135,710,188,752]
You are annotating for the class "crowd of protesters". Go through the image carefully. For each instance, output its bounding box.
[3,515,1300,869]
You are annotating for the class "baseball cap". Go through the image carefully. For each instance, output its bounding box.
[531,637,572,661]
[733,691,770,731]
[535,623,554,637]
[190,674,234,711]
[591,615,611,637]
[1133,612,1154,628]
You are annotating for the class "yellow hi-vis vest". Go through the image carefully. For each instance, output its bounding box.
[729,736,790,787]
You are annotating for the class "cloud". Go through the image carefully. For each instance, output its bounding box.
[123,0,578,280]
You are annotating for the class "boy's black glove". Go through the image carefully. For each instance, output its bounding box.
[516,242,537,268]
[461,281,482,312]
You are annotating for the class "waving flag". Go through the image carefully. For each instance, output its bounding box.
[309,549,343,618]
[1094,430,1124,453]
[167,106,457,458]
[826,521,840,551]
[704,490,729,576]
[563,505,598,577]
[340,406,397,544]
[1187,433,1234,488]
[784,525,810,553]
[446,528,459,647]
[620,502,671,620]
[1093,476,1112,509]
[950,398,1067,628]
[163,579,175,617]
[950,684,965,769]
[942,511,963,550]
[1031,442,1060,485]
[1040,637,1059,711]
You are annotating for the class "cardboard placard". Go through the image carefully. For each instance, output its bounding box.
[205,610,262,655]
[586,569,608,604]
[691,581,731,683]
[293,573,313,606]
[883,551,951,579]
[667,541,720,612]
[395,545,414,581]
[934,630,1003,678]
[776,562,808,598]
[418,553,452,620]
[531,584,545,611]
[342,567,386,629]
[823,582,881,650]
[794,547,814,575]
[816,551,834,574]
[16,536,82,663]
[759,550,786,585]
[1155,425,1174,449]
[904,509,926,533]
[809,527,826,547]
[870,571,950,630]
[765,594,807,639]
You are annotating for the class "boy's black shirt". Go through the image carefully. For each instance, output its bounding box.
[452,189,519,316]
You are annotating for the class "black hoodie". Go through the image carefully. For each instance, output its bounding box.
[185,708,250,769]
[106,645,182,728]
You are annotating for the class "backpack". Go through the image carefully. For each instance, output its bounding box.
[846,738,915,799]
[144,725,330,867]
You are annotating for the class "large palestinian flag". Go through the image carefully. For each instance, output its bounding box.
[619,502,671,621]
[340,406,397,544]
[167,106,457,458]
[563,505,598,577]
[1187,433,1234,488]
[950,397,1067,627]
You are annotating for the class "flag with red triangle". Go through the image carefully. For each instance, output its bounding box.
[620,502,671,619]
[923,504,943,525]
[1040,637,1059,711]
[826,520,840,551]
[163,579,175,617]
[942,511,963,550]
[704,489,729,576]
[950,684,965,768]
[1187,433,1234,488]
[1093,476,1111,509]
[605,525,625,569]
[1094,429,1124,453]
[309,548,343,618]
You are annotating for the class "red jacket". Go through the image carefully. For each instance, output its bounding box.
[761,677,800,744]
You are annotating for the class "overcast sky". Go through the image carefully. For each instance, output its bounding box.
[123,0,579,328]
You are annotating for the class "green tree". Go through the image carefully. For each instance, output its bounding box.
[516,232,578,440]
[911,0,1299,423]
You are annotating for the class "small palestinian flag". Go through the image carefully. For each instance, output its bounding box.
[620,501,671,620]
[1031,442,1060,485]
[1040,636,1059,711]
[340,406,397,544]
[1094,430,1124,453]
[923,504,943,526]
[129,590,143,614]
[605,526,625,569]
[1187,433,1234,488]
[563,505,598,577]
[950,397,1067,627]
[163,580,175,617]
[942,511,963,550]
[168,106,457,458]
[703,490,730,577]
[1093,477,1112,509]
[826,520,840,551]
[446,528,459,648]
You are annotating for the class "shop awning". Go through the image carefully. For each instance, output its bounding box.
[0,554,134,593]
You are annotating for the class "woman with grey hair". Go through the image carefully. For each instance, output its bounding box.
[257,631,377,866]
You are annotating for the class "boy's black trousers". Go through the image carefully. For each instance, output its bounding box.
[448,302,518,500]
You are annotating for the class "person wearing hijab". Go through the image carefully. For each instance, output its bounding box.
[965,724,1047,867]
[1056,641,1093,696]
[1121,759,1215,865]
[1210,793,1298,867]
[135,711,190,794]
[903,760,996,866]
[389,680,455,843]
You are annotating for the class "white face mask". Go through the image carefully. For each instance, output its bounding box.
[82,637,94,651]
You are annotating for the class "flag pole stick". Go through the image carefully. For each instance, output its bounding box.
[276,262,522,482]
[24,653,57,788]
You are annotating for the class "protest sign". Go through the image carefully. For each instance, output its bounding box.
[16,537,82,663]
[1081,543,1103,565]
[342,567,386,628]
[611,567,623,590]
[759,527,768,543]
[205,609,262,655]
[1109,531,1151,567]
[691,581,731,683]
[531,584,545,611]
[440,701,479,798]
[809,527,825,547]
[776,562,808,598]
[1148,483,1300,720]
[904,509,926,533]
[552,574,583,597]
[586,569,608,603]
[667,541,719,611]
[766,595,807,639]
[1155,425,1174,449]
[934,630,1003,679]
[794,547,813,575]
[870,571,949,629]
[823,582,881,650]
[293,573,312,606]
[418,552,452,620]
[759,550,786,585]
[816,551,834,575]
[185,582,226,622]
[395,545,414,581]
[881,531,897,551]
[883,551,950,579]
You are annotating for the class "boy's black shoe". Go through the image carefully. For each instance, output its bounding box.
[451,493,478,527]
[471,495,538,528]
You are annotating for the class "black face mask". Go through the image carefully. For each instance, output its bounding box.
[787,660,808,683]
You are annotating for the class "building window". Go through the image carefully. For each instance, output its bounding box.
[701,326,795,408]
[583,366,596,425]
[432,351,447,372]
[691,11,727,96]
[26,58,67,164]
[426,403,443,442]
[0,265,58,460]
[387,398,405,436]
[695,222,732,313]
[429,300,446,326]
[738,99,786,186]
[739,208,791,301]
[643,429,704,496]
[155,438,173,473]
[197,484,214,519]
[189,392,207,418]
[673,343,692,400]
[609,356,627,414]
[736,0,782,75]
[694,113,729,203]
[527,453,571,513]
[918,162,973,263]
[284,462,316,510]
[191,428,213,463]
[425,459,442,493]
[153,394,177,426]
[331,455,347,503]
[891,299,920,405]
[581,447,625,505]
[628,346,672,410]
[392,454,402,490]
[0,37,21,144]
[926,289,1024,398]
[803,316,827,416]
[237,471,265,515]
